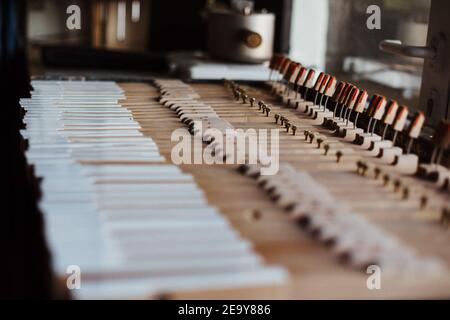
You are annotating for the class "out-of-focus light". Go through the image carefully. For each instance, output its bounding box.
[117,1,126,41]
[131,1,140,23]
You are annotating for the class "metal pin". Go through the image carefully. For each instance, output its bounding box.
[392,131,399,146]
[366,117,373,134]
[360,163,368,176]
[440,207,450,228]
[381,123,389,140]
[402,187,409,200]
[374,167,381,179]
[332,103,339,119]
[258,101,265,110]
[371,119,378,136]
[304,130,310,141]
[322,96,329,111]
[406,137,414,154]
[393,180,401,193]
[345,109,353,126]
[317,138,324,149]
[338,103,346,120]
[430,147,438,164]
[235,91,241,101]
[356,161,363,174]
[323,144,330,155]
[274,114,280,124]
[420,195,428,210]
[353,113,360,129]
[383,174,390,186]
[285,122,291,132]
[336,150,343,163]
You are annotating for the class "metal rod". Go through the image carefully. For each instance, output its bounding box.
[366,118,373,133]
[392,131,398,146]
[381,124,388,140]
[353,113,360,129]
[371,119,377,136]
[346,110,353,126]
[406,138,413,154]
[379,39,436,59]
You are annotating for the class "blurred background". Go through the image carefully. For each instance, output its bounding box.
[26,0,431,110]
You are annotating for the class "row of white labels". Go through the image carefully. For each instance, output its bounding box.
[20,80,286,299]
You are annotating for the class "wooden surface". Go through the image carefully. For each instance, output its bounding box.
[117,81,450,299]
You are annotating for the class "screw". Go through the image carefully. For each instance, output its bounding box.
[304,130,310,141]
[360,163,368,176]
[336,150,343,163]
[374,167,381,179]
[323,144,330,155]
[420,195,428,210]
[292,125,297,135]
[308,133,315,144]
[383,174,390,186]
[356,161,363,174]
[393,180,401,193]
[440,207,450,228]
[235,91,241,101]
[274,114,280,124]
[402,187,409,200]
[258,101,265,110]
[317,138,324,149]
[285,122,291,132]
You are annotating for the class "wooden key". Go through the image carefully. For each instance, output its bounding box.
[297,72,326,113]
[363,100,399,157]
[287,67,308,107]
[353,95,386,149]
[281,63,302,102]
[390,112,425,174]
[322,81,347,127]
[268,54,282,82]
[341,90,368,142]
[305,74,330,115]
[309,76,338,125]
[325,83,354,130]
[332,86,359,131]
[295,68,316,103]
[418,120,450,187]
[375,105,409,164]
[270,56,290,92]
[276,58,293,93]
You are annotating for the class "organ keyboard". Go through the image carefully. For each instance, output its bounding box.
[20,54,450,299]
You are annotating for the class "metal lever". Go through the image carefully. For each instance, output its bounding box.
[379,40,437,60]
